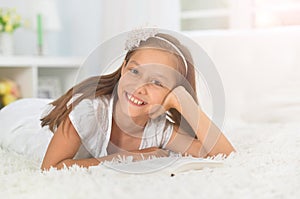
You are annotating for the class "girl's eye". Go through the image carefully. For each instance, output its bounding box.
[129,68,139,75]
[150,79,163,87]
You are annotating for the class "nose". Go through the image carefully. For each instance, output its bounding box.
[134,81,147,95]
[127,71,152,95]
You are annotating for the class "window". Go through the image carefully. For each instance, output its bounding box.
[180,0,300,31]
[254,0,300,28]
[180,0,230,30]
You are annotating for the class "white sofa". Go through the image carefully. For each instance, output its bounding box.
[186,27,300,124]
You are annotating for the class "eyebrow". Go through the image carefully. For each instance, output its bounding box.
[128,60,140,66]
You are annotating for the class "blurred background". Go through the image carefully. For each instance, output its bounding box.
[0,0,299,56]
[0,0,300,123]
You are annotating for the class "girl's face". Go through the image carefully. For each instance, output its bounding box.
[117,48,182,119]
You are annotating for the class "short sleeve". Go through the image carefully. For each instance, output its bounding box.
[68,96,112,158]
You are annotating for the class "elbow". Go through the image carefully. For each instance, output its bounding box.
[41,159,71,171]
[222,145,236,158]
[40,163,54,171]
[40,162,59,171]
[40,159,53,170]
[205,147,236,159]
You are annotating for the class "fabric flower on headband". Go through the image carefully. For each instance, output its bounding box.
[125,28,159,51]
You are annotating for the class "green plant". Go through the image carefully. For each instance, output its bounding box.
[0,8,22,33]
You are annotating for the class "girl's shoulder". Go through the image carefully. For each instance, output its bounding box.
[88,94,113,114]
[68,94,113,122]
[68,94,113,133]
[94,94,112,108]
[67,94,112,110]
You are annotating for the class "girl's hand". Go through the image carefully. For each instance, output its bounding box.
[129,147,170,161]
[149,86,190,119]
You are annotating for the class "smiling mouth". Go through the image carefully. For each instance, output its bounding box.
[125,92,147,106]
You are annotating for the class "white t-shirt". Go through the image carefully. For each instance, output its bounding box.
[0,95,173,162]
[69,95,173,159]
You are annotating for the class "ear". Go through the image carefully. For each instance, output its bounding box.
[121,60,127,75]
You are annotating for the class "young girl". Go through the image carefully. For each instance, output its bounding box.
[0,29,235,170]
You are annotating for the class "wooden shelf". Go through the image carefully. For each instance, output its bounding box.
[0,56,83,98]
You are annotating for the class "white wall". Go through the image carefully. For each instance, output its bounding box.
[98,0,180,41]
[57,0,103,56]
[0,0,180,56]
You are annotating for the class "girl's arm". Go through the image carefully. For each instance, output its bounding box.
[41,117,81,170]
[41,118,168,170]
[154,86,235,158]
[53,147,168,170]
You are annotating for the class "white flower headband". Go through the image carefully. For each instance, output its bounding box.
[125,28,188,77]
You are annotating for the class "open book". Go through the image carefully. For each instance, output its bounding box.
[101,156,223,175]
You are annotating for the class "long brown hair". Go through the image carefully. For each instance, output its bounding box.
[41,33,198,135]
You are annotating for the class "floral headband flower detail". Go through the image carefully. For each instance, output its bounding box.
[125,28,188,77]
[125,28,158,51]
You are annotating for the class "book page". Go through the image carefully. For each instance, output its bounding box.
[101,156,223,174]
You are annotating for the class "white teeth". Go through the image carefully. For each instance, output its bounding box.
[127,93,144,105]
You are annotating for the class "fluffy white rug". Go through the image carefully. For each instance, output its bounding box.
[0,121,299,199]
